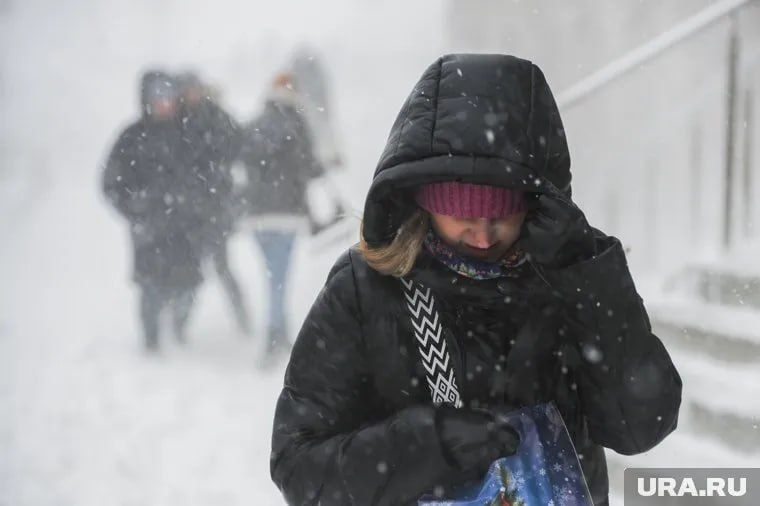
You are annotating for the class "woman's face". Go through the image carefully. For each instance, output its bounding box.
[429,212,527,262]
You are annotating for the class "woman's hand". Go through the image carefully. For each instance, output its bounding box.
[436,406,520,474]
[518,188,596,268]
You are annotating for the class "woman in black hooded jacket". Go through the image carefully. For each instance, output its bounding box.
[270,54,682,506]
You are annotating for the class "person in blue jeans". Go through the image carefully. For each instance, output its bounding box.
[238,72,324,358]
[254,229,297,352]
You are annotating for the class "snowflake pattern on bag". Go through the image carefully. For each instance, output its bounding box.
[418,403,593,506]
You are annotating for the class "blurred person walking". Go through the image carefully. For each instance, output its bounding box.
[176,71,251,336]
[102,71,203,351]
[237,72,325,362]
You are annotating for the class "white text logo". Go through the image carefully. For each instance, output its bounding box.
[637,477,747,498]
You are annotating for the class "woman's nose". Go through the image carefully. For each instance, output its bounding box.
[468,220,497,247]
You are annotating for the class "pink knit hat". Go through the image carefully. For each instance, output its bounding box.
[415,181,528,218]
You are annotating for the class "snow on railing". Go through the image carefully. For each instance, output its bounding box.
[557,0,757,110]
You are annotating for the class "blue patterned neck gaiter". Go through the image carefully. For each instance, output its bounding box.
[423,229,526,280]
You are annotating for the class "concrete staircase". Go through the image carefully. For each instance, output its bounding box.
[606,262,760,504]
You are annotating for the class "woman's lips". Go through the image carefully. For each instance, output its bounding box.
[465,243,499,252]
[462,242,501,259]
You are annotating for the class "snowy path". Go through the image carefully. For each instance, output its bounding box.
[0,180,348,505]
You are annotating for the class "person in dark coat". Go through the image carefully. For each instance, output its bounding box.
[176,71,251,335]
[270,54,682,505]
[102,70,203,350]
[238,72,325,357]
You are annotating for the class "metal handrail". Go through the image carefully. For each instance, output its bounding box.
[557,0,757,110]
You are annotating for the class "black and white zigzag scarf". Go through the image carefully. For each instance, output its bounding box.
[400,278,463,408]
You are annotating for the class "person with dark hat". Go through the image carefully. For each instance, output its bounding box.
[102,70,203,351]
[269,54,682,505]
[175,71,251,336]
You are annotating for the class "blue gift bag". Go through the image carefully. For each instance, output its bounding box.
[419,403,593,506]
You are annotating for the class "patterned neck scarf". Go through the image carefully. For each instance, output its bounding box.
[423,229,525,280]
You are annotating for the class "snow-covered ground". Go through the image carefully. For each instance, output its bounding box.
[1,179,291,505]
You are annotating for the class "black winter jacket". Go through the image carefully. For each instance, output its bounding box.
[178,99,241,249]
[238,93,324,216]
[102,118,183,227]
[271,54,681,505]
[102,72,204,292]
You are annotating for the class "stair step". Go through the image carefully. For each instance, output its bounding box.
[695,269,760,311]
[686,403,760,453]
[666,263,760,311]
[654,346,760,453]
[673,348,760,421]
[648,298,760,362]
[645,299,760,452]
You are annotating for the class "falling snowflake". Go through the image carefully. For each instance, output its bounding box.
[553,463,564,473]
[581,343,603,364]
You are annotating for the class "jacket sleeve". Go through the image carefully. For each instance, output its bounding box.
[541,231,682,456]
[101,130,147,221]
[291,112,325,180]
[237,122,265,182]
[211,106,242,169]
[271,252,462,505]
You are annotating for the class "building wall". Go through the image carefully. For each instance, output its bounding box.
[444,0,760,275]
